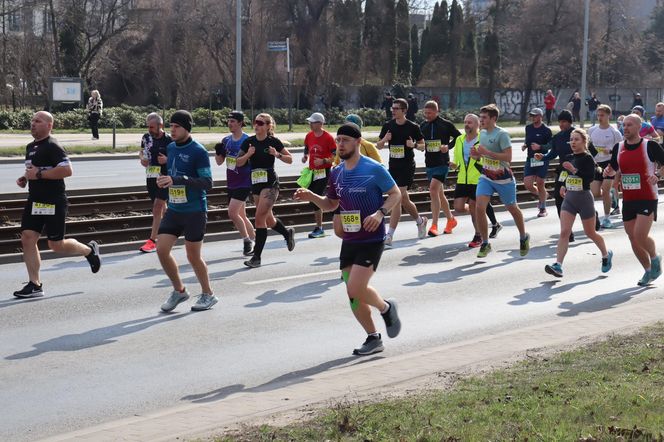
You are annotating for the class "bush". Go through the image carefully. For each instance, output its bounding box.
[0,110,14,129]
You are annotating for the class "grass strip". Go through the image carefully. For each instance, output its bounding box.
[218,323,664,441]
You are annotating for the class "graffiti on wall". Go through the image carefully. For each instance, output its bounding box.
[494,90,545,118]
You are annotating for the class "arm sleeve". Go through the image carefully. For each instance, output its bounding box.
[588,143,598,157]
[215,139,227,156]
[173,149,213,191]
[609,143,620,171]
[239,138,250,156]
[647,140,664,164]
[378,124,388,139]
[577,155,597,181]
[413,125,424,142]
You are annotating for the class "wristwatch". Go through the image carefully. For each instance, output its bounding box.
[36,169,43,179]
[379,207,389,217]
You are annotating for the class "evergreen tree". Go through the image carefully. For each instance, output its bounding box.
[411,24,421,83]
[395,0,412,84]
[448,0,463,108]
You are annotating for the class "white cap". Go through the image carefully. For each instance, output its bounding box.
[306,112,325,124]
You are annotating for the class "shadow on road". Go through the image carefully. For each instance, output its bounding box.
[245,277,343,308]
[126,256,241,280]
[399,241,466,267]
[557,285,654,317]
[0,291,83,309]
[181,355,382,404]
[5,313,188,360]
[404,258,517,287]
[509,276,602,306]
[41,251,143,272]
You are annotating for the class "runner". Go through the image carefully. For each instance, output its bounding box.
[301,112,336,239]
[377,97,427,246]
[14,111,101,298]
[533,110,576,241]
[451,113,502,248]
[606,114,664,286]
[237,113,295,268]
[156,110,218,312]
[214,111,255,256]
[294,123,402,355]
[544,128,613,278]
[472,104,530,258]
[332,114,382,239]
[522,108,553,217]
[420,100,460,236]
[138,113,171,253]
[631,106,661,142]
[651,102,664,138]
[588,104,623,229]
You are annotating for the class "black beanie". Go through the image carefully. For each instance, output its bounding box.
[557,109,573,123]
[337,122,361,139]
[170,110,193,132]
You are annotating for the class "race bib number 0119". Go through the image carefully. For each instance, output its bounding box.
[340,210,361,233]
[31,202,56,215]
[169,186,188,204]
[621,174,641,190]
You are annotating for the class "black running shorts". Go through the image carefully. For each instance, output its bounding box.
[158,210,207,242]
[339,240,384,272]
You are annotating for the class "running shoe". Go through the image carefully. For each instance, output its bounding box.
[520,233,530,257]
[428,225,439,237]
[139,238,157,253]
[286,228,295,251]
[610,188,619,211]
[243,240,254,256]
[601,250,613,273]
[600,218,614,229]
[545,263,563,278]
[417,216,429,239]
[381,299,401,338]
[13,281,44,298]
[352,334,384,356]
[244,257,261,268]
[477,242,492,258]
[595,212,601,231]
[308,227,325,239]
[537,208,548,218]
[191,293,219,311]
[610,206,621,216]
[468,235,482,248]
[489,223,502,239]
[637,271,652,287]
[651,255,662,280]
[569,232,575,242]
[383,233,393,248]
[160,288,190,312]
[85,241,101,273]
[443,217,458,234]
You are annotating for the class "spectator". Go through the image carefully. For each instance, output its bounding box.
[381,91,394,121]
[86,90,103,140]
[544,89,556,125]
[632,92,644,108]
[406,93,419,122]
[586,92,600,123]
[569,91,581,122]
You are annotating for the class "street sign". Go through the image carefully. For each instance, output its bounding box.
[609,95,621,102]
[267,41,287,51]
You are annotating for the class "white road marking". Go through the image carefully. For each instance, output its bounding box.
[244,269,339,285]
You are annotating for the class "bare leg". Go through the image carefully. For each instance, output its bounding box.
[21,230,41,284]
[150,198,167,240]
[156,234,184,291]
[185,240,212,294]
[556,210,575,264]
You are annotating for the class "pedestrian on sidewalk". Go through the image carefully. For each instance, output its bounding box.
[87,90,103,140]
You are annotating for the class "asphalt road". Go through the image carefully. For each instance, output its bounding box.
[1,202,662,441]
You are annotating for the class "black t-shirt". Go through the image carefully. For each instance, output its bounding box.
[379,119,424,166]
[562,151,597,190]
[609,139,664,171]
[141,132,172,175]
[25,136,70,202]
[420,117,461,168]
[240,135,285,169]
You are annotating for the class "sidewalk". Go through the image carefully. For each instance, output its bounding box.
[38,296,664,442]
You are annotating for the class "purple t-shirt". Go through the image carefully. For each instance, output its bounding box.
[326,156,396,243]
[217,133,250,189]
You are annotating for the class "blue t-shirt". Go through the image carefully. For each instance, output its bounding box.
[218,133,251,189]
[651,115,664,132]
[326,156,396,244]
[166,138,212,213]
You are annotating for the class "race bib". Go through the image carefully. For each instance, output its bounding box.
[146,166,161,178]
[389,145,405,159]
[226,156,237,171]
[425,140,442,153]
[621,173,641,190]
[598,146,611,155]
[558,171,569,183]
[313,168,327,181]
[31,202,55,215]
[530,158,544,168]
[340,210,361,233]
[483,158,501,171]
[565,175,583,191]
[169,186,188,204]
[251,169,268,184]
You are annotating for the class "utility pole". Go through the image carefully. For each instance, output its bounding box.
[235,0,242,111]
[580,0,590,128]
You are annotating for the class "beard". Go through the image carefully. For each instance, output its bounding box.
[339,148,357,160]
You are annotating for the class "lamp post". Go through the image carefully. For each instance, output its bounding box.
[580,0,590,128]
[235,0,241,111]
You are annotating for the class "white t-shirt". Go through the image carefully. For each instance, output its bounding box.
[588,125,623,163]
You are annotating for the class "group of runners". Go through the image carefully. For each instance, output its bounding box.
[11,99,664,355]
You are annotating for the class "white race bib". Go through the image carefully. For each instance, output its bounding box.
[251,169,268,184]
[226,156,237,171]
[146,166,161,178]
[31,202,56,215]
[621,174,641,190]
[340,210,361,233]
[558,170,569,183]
[565,175,583,192]
[389,145,405,159]
[313,168,327,181]
[168,186,188,204]
[530,158,544,167]
[425,140,441,153]
[483,158,501,171]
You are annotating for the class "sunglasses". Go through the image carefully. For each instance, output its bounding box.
[253,120,268,126]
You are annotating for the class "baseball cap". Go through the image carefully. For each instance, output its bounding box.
[227,111,245,125]
[557,109,573,123]
[306,112,325,124]
[344,114,364,129]
[529,108,543,116]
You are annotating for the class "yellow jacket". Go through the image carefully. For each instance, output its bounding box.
[452,132,482,185]
[333,138,382,166]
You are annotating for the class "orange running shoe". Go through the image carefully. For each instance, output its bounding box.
[140,238,157,253]
[443,217,458,234]
[427,225,439,237]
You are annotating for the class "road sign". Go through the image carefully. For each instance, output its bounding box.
[267,41,287,52]
[609,95,621,102]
